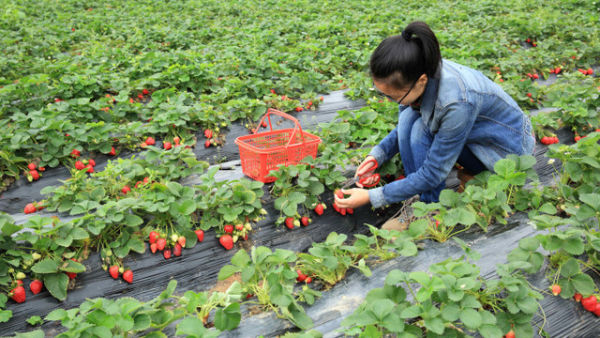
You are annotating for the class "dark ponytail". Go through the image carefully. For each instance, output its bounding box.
[369,21,441,89]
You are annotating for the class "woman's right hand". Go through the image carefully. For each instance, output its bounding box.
[355,156,378,188]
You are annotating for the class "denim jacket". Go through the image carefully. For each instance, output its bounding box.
[368,59,535,208]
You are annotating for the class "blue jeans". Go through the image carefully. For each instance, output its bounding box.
[399,109,485,203]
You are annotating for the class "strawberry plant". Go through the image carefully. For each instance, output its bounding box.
[37,279,242,337]
[194,166,266,241]
[218,246,317,330]
[267,163,325,227]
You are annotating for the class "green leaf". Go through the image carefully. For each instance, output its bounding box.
[518,237,539,251]
[176,316,212,337]
[86,309,116,329]
[45,308,68,321]
[31,259,59,274]
[441,303,460,322]
[579,193,600,210]
[214,303,241,331]
[572,273,595,295]
[43,273,69,301]
[218,265,240,281]
[563,236,584,255]
[177,199,196,215]
[124,214,143,227]
[0,309,13,323]
[60,259,86,273]
[133,314,151,331]
[424,316,445,335]
[13,330,44,338]
[408,219,428,237]
[460,308,482,329]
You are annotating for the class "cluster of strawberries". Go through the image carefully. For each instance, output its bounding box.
[26,162,45,182]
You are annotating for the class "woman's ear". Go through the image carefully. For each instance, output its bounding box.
[418,74,428,87]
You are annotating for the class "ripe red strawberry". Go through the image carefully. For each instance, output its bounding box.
[334,189,344,199]
[195,229,204,242]
[75,161,85,170]
[526,93,532,98]
[505,329,515,338]
[204,139,211,148]
[301,216,310,226]
[314,203,324,216]
[285,217,295,229]
[28,163,36,170]
[66,272,76,279]
[573,293,583,302]
[143,177,150,184]
[594,303,600,316]
[150,243,157,253]
[340,207,346,216]
[29,170,40,180]
[24,203,36,214]
[149,231,159,244]
[551,136,559,144]
[219,235,234,250]
[71,149,81,158]
[295,107,303,112]
[39,166,45,172]
[270,89,276,94]
[177,236,186,247]
[532,74,539,79]
[575,135,581,142]
[224,224,234,234]
[173,136,180,145]
[582,295,597,311]
[551,284,561,296]
[173,243,182,257]
[246,293,253,299]
[137,93,144,99]
[85,164,94,173]
[307,100,313,106]
[262,120,268,128]
[107,146,116,156]
[435,220,441,228]
[163,249,172,259]
[122,269,133,283]
[163,141,172,150]
[145,137,155,145]
[88,159,96,167]
[10,286,26,303]
[55,98,62,102]
[347,208,354,215]
[204,129,213,139]
[333,202,340,213]
[578,68,588,75]
[305,277,312,284]
[555,67,561,74]
[109,265,119,279]
[142,89,149,95]
[320,96,324,101]
[243,233,248,241]
[235,224,244,231]
[122,185,131,195]
[587,68,594,75]
[29,280,43,295]
[157,238,167,251]
[296,270,307,282]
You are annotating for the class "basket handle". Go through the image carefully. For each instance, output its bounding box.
[254,108,306,147]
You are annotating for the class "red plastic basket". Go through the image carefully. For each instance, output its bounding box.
[235,108,321,183]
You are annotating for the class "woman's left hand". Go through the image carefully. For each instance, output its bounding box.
[334,188,370,209]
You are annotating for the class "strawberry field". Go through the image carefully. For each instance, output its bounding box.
[1,0,600,337]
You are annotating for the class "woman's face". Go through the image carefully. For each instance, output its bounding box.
[373,74,428,105]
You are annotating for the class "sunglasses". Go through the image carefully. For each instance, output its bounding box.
[373,79,417,104]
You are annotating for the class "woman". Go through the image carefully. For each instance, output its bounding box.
[334,21,535,211]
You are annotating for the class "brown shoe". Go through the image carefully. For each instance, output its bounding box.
[381,195,419,232]
[457,169,476,192]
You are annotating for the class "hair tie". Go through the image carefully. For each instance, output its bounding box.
[401,30,411,41]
